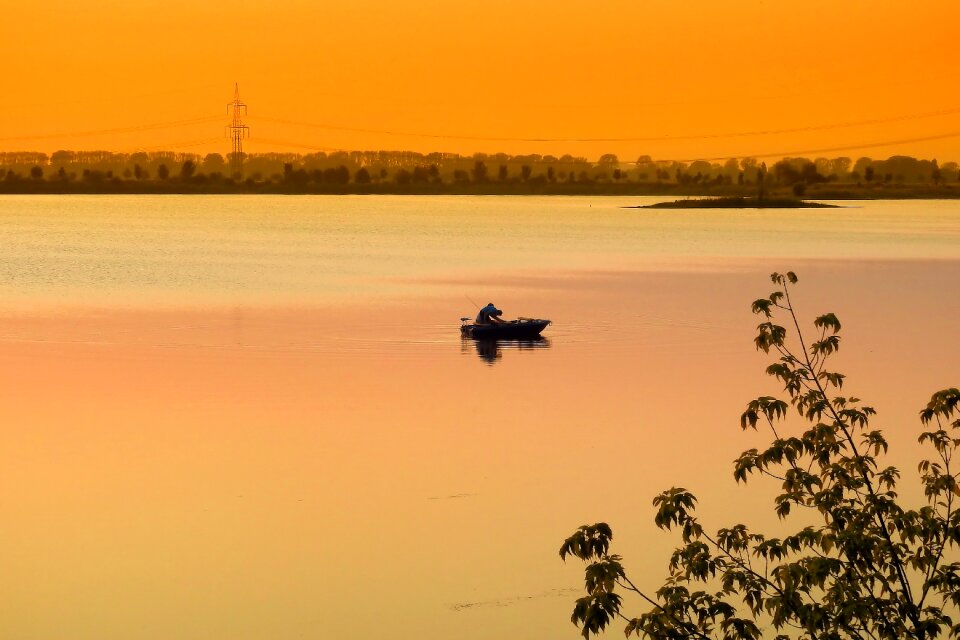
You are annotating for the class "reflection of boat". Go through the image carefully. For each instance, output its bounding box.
[465,336,551,364]
[460,318,551,339]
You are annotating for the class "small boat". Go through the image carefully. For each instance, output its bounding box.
[460,318,551,339]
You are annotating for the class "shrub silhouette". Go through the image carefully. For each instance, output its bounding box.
[561,272,959,640]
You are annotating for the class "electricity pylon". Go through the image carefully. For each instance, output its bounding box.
[226,83,249,177]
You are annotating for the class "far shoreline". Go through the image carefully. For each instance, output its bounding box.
[0,180,958,199]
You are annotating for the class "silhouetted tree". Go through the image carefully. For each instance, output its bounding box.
[721,158,740,182]
[831,157,852,179]
[82,169,105,183]
[180,160,196,180]
[560,272,960,640]
[472,160,488,182]
[800,162,826,185]
[202,153,225,174]
[865,166,875,183]
[280,163,307,185]
[50,150,74,167]
[157,164,169,180]
[412,166,430,183]
[355,167,371,184]
[688,161,712,179]
[940,163,959,182]
[773,160,801,185]
[30,165,43,180]
[0,148,954,194]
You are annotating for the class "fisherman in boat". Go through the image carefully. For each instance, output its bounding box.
[476,302,504,325]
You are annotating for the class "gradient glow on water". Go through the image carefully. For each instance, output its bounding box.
[1,195,958,306]
[0,195,958,640]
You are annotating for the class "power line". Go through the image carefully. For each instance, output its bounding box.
[0,82,225,116]
[245,130,960,164]
[253,76,955,114]
[125,137,225,153]
[249,137,345,152]
[673,130,960,163]
[0,115,222,143]
[248,105,960,144]
[54,128,960,161]
[2,102,957,163]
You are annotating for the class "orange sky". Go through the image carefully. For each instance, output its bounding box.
[2,0,959,162]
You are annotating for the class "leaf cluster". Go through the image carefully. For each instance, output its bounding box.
[561,273,960,640]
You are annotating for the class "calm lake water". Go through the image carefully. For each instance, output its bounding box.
[1,195,958,640]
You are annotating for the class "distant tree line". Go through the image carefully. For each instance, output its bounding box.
[0,149,957,190]
[635,155,958,189]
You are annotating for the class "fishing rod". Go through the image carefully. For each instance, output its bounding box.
[462,295,481,323]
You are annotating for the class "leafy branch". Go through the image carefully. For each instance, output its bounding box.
[560,272,960,640]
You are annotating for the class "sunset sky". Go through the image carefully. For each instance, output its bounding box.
[2,0,959,162]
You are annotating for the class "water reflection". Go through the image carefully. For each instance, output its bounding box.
[461,336,551,364]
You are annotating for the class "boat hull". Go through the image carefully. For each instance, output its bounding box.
[461,319,550,339]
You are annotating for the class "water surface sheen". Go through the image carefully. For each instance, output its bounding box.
[0,195,958,640]
[0,195,957,305]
